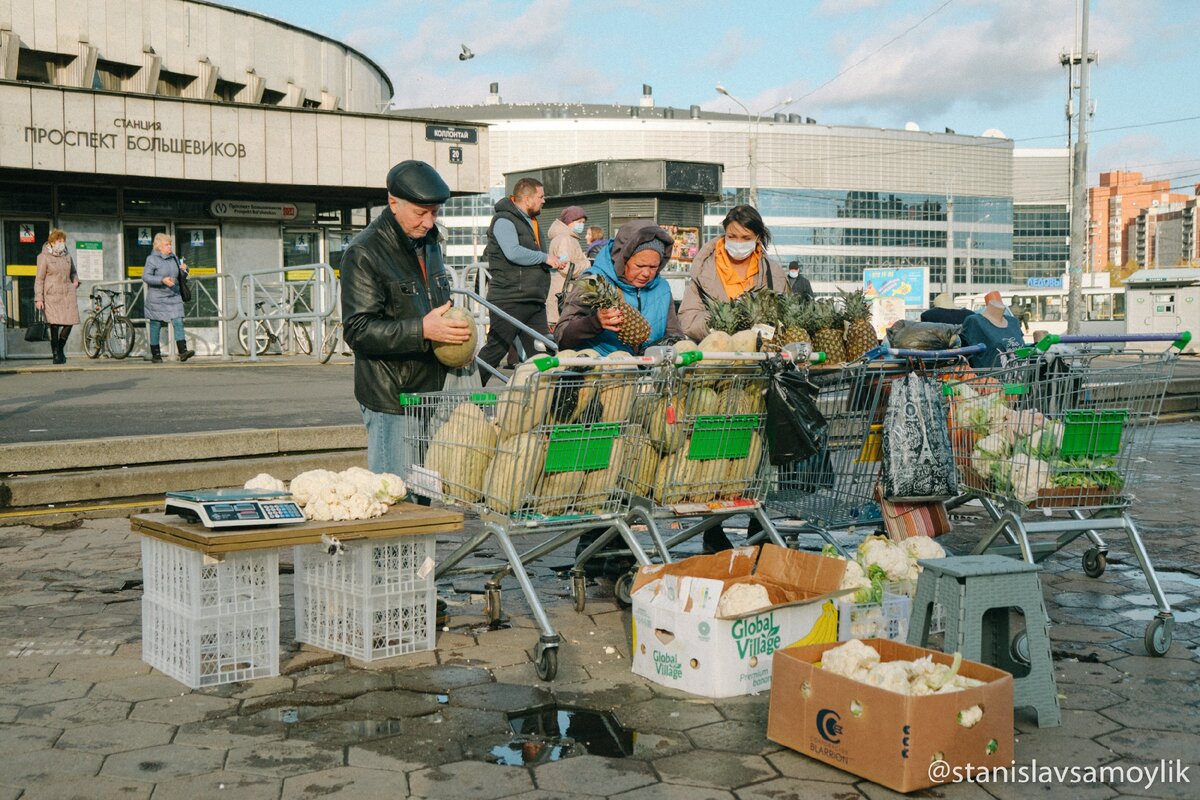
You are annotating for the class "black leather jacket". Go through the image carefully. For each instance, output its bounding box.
[340,211,452,413]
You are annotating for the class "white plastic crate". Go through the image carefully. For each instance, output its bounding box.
[292,536,435,596]
[141,537,278,618]
[292,535,436,661]
[293,583,434,661]
[887,579,945,635]
[141,597,279,688]
[837,592,912,641]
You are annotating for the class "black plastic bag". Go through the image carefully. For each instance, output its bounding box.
[886,319,961,350]
[766,362,828,466]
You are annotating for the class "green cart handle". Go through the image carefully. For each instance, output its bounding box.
[1033,331,1192,353]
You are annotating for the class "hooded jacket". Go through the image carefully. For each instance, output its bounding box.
[35,243,80,325]
[545,218,591,325]
[340,210,452,413]
[554,219,684,355]
[677,237,788,342]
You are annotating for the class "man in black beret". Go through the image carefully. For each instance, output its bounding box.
[339,160,472,481]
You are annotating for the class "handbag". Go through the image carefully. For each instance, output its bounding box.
[24,311,49,342]
[177,268,192,302]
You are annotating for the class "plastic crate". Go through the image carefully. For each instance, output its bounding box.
[837,591,912,641]
[292,535,436,661]
[887,580,945,635]
[292,536,435,596]
[141,597,279,688]
[293,583,434,661]
[141,537,278,618]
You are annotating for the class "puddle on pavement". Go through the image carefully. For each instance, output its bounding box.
[1154,570,1200,590]
[1119,607,1200,623]
[1124,593,1187,607]
[248,704,345,724]
[245,704,403,736]
[487,705,635,765]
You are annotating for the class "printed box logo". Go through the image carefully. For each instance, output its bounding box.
[652,650,682,680]
[731,612,781,660]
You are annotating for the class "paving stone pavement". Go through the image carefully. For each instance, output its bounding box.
[0,423,1197,799]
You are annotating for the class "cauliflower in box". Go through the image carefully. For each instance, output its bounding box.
[857,536,917,583]
[821,640,986,697]
[716,582,772,617]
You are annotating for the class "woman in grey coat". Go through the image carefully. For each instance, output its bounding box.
[142,233,195,362]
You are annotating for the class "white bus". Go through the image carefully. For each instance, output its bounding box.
[957,286,1126,336]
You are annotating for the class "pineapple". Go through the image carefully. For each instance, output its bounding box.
[773,293,812,351]
[705,297,740,336]
[577,275,651,351]
[839,288,878,361]
[808,298,847,364]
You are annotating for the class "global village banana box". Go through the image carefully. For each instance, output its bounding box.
[629,545,848,698]
[767,639,1014,793]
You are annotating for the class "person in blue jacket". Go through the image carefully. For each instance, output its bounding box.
[142,233,195,363]
[554,218,685,353]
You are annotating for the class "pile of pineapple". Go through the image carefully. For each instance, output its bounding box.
[705,288,878,365]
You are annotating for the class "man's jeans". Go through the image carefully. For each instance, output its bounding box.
[360,405,431,505]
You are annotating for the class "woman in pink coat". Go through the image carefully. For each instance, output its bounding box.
[34,228,80,364]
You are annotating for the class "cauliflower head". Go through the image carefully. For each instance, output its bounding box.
[820,639,881,682]
[244,473,286,493]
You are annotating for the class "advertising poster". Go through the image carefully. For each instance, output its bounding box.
[870,297,907,339]
[862,267,928,308]
[661,225,700,264]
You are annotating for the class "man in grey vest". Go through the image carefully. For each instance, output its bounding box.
[478,177,564,378]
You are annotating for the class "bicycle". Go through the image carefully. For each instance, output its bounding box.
[319,320,352,363]
[237,302,312,356]
[82,288,135,360]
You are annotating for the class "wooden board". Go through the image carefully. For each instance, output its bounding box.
[131,503,463,555]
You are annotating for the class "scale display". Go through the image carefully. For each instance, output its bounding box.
[165,489,306,529]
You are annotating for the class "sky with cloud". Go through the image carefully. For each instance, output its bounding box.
[240,0,1199,190]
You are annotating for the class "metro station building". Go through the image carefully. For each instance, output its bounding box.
[0,0,487,358]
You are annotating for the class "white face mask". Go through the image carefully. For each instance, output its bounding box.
[51,242,66,255]
[987,300,1005,310]
[572,222,585,235]
[788,270,799,278]
[725,239,756,260]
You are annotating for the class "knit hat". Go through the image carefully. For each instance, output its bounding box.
[932,292,956,309]
[631,239,667,258]
[559,205,587,224]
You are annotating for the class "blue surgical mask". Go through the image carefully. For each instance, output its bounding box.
[724,239,756,260]
[572,222,585,235]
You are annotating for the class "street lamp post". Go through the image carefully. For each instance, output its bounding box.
[715,84,792,208]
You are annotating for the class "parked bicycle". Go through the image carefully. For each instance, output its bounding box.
[237,301,312,356]
[82,288,135,359]
[319,320,353,363]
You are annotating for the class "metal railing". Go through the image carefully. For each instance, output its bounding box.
[91,275,238,359]
[236,263,338,362]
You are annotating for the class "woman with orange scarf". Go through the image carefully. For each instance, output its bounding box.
[678,205,789,342]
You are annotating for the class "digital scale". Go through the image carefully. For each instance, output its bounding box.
[165,489,306,529]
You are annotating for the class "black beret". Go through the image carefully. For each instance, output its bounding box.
[386,160,451,205]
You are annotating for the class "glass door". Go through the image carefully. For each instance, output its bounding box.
[283,228,324,321]
[175,225,220,326]
[3,219,52,354]
[123,223,168,320]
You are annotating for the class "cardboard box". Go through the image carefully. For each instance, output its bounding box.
[768,639,1014,794]
[630,545,847,698]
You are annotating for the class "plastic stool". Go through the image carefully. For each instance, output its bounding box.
[907,554,1060,727]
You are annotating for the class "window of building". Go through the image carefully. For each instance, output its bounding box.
[157,69,196,97]
[94,59,139,92]
[215,79,246,103]
[261,89,286,106]
[59,186,120,216]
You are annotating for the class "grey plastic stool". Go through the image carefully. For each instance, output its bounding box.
[907,554,1060,727]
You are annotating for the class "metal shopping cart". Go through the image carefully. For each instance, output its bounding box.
[403,354,656,679]
[767,345,985,555]
[944,332,1192,655]
[571,346,819,610]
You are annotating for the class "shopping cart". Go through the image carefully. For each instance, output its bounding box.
[572,346,819,609]
[944,332,1192,656]
[767,345,985,555]
[403,353,657,679]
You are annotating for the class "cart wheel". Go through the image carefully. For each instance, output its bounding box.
[1082,548,1107,578]
[535,647,559,681]
[572,573,587,613]
[1010,631,1030,666]
[1144,615,1173,657]
[484,585,502,624]
[614,571,635,609]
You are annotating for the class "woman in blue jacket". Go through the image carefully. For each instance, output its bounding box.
[142,233,195,362]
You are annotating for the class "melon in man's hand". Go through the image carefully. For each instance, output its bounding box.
[433,305,478,368]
